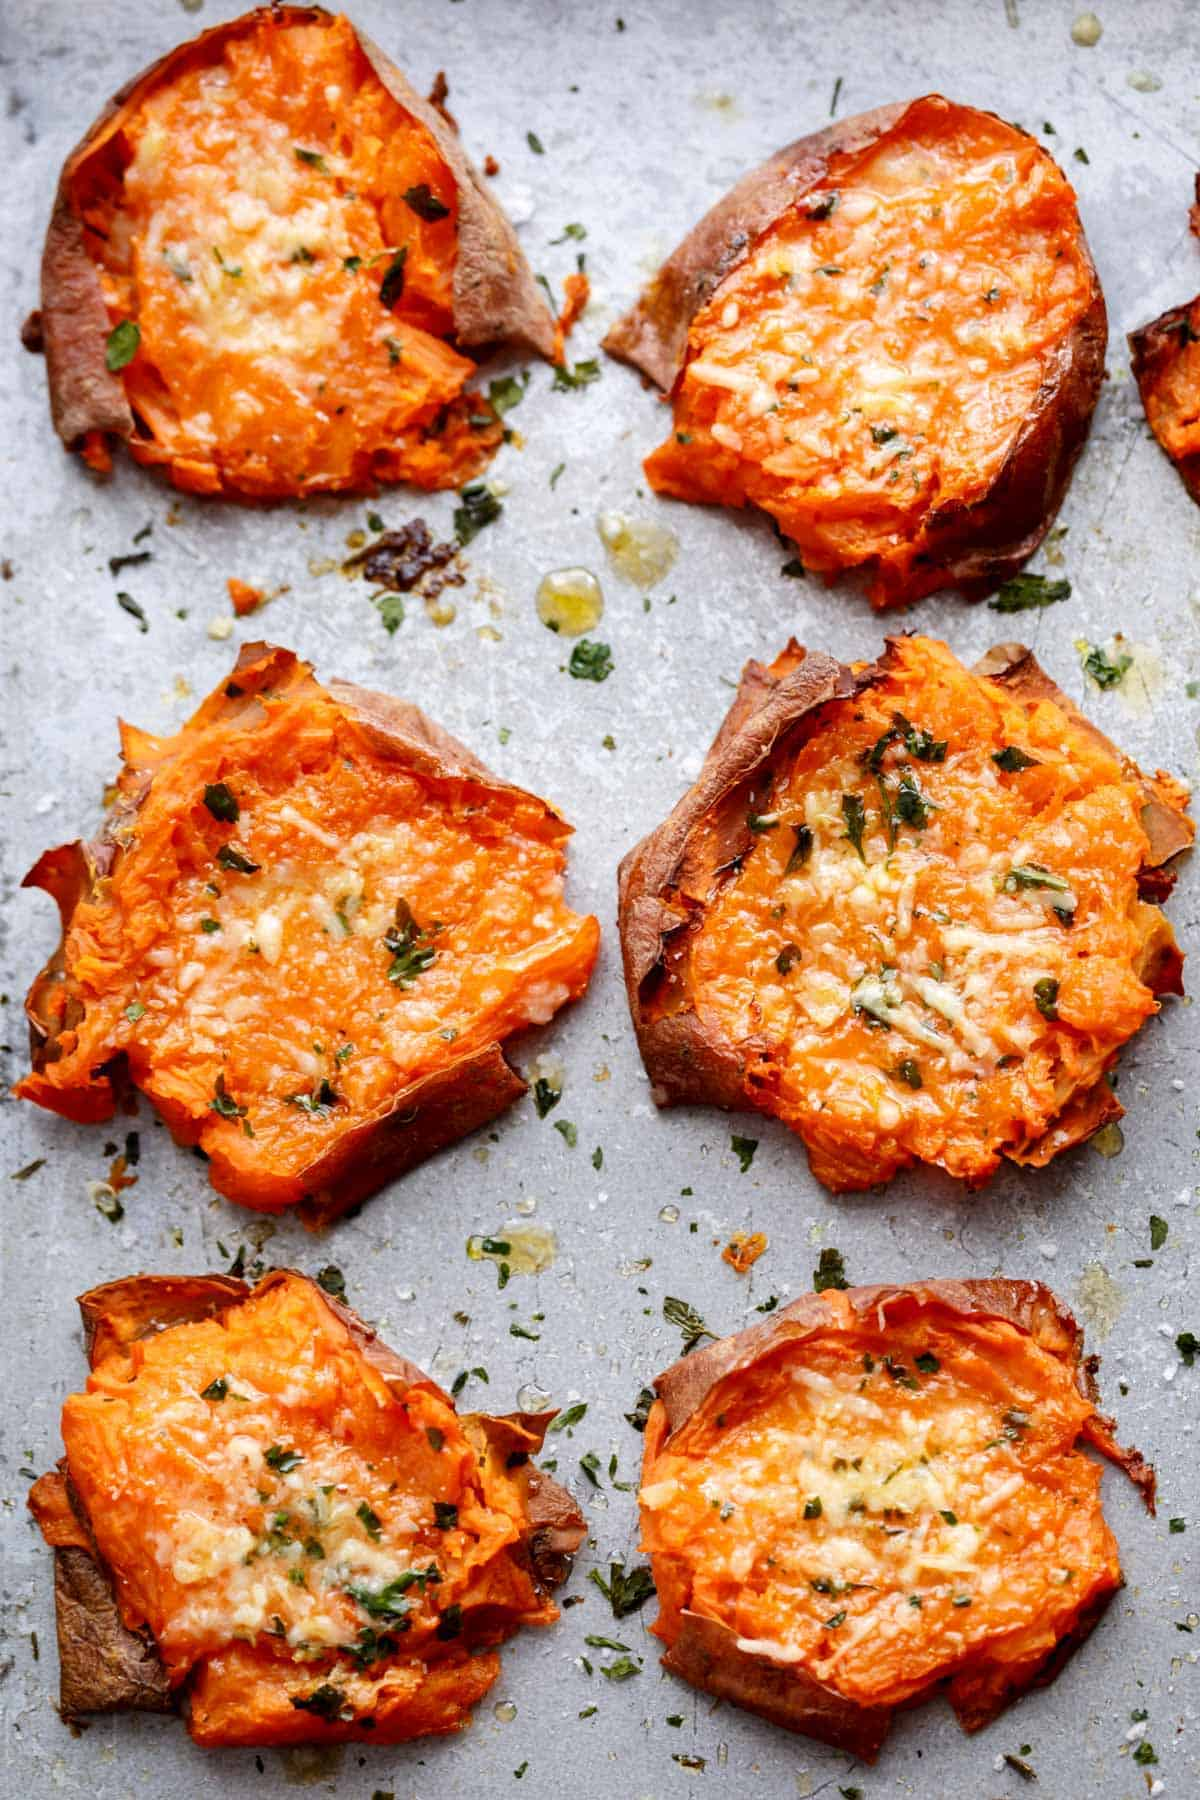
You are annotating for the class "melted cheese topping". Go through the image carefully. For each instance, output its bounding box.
[679,637,1158,1187]
[644,96,1096,602]
[61,1276,507,1681]
[71,14,498,495]
[640,1304,1118,1709]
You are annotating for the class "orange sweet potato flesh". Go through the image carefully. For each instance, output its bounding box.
[606,95,1105,608]
[618,635,1190,1192]
[639,1280,1153,1761]
[29,1270,585,1746]
[38,7,554,498]
[18,643,599,1219]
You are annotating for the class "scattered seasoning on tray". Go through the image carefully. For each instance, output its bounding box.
[454,482,503,544]
[813,1246,849,1292]
[344,519,464,604]
[588,1560,655,1618]
[624,1387,655,1431]
[663,1295,716,1354]
[567,639,613,681]
[109,549,152,576]
[1077,637,1132,689]
[988,573,1071,611]
[730,1134,758,1173]
[116,590,148,632]
[722,1231,767,1273]
[544,1402,586,1438]
[552,358,601,392]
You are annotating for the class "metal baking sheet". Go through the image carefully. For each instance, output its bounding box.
[1,1,1197,1795]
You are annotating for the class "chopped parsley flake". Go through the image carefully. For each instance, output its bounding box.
[568,638,613,681]
[813,1246,849,1293]
[988,573,1070,612]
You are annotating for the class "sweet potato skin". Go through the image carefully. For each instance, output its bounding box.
[29,1271,585,1740]
[618,645,865,1108]
[20,642,597,1222]
[605,95,1106,608]
[1129,298,1200,505]
[641,1280,1153,1761]
[36,5,553,472]
[618,639,1190,1185]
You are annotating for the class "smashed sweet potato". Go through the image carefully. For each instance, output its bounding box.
[18,643,599,1220]
[639,1279,1153,1761]
[36,6,553,497]
[619,635,1191,1192]
[605,95,1105,608]
[29,1270,585,1746]
[1129,178,1200,504]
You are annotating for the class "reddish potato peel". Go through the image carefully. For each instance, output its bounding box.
[33,6,553,498]
[17,643,599,1221]
[1129,179,1200,505]
[618,635,1190,1192]
[606,95,1105,608]
[29,1270,585,1746]
[639,1280,1153,1761]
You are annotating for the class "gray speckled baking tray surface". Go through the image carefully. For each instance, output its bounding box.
[1,1,1197,1795]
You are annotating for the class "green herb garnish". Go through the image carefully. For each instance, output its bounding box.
[731,1134,758,1173]
[988,574,1070,612]
[552,358,601,392]
[588,1560,655,1619]
[993,746,1039,772]
[383,897,436,986]
[532,1076,561,1117]
[403,184,450,221]
[568,639,613,681]
[209,1073,246,1120]
[379,246,408,308]
[290,1683,345,1721]
[105,320,140,372]
[264,1444,303,1473]
[1080,640,1132,689]
[841,793,867,861]
[453,481,502,543]
[813,1246,849,1293]
[663,1295,716,1353]
[202,783,239,823]
[547,1401,587,1433]
[216,843,260,874]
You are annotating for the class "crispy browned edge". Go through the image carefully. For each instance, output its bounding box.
[22,642,586,1225]
[617,637,1191,1166]
[618,643,866,1108]
[602,94,1107,607]
[37,4,553,459]
[33,1270,585,1724]
[644,1279,1154,1761]
[1128,296,1200,505]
